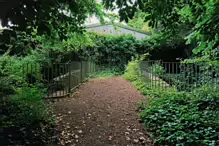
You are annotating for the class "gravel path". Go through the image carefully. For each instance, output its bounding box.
[51,77,153,146]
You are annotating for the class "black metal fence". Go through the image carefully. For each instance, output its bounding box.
[21,61,95,98]
[140,61,219,92]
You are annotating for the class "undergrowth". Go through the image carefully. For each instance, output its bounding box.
[123,57,219,146]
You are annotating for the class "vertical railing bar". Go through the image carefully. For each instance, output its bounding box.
[188,63,191,90]
[164,62,167,89]
[187,63,189,91]
[81,61,83,82]
[162,62,163,89]
[26,63,28,84]
[151,62,153,89]
[168,62,170,88]
[66,63,68,95]
[154,62,155,89]
[35,63,37,84]
[176,62,178,91]
[68,62,71,94]
[155,62,157,89]
[200,63,202,87]
[51,64,53,98]
[153,62,155,89]
[63,64,65,96]
[51,64,54,98]
[30,63,32,85]
[161,62,166,90]
[34,63,36,84]
[216,65,217,87]
[61,64,63,96]
[56,64,59,97]
[212,65,213,87]
[88,61,90,77]
[159,62,162,90]
[183,63,186,91]
[36,63,39,84]
[55,64,58,97]
[22,63,25,96]
[195,63,197,88]
[42,64,45,94]
[203,64,205,88]
[192,63,194,89]
[172,62,174,90]
[54,64,56,98]
[47,65,50,97]
[63,63,66,95]
[60,64,62,96]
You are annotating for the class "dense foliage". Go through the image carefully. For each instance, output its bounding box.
[123,57,219,146]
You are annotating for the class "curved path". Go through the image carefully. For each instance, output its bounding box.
[52,77,153,146]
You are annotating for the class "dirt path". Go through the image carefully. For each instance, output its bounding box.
[51,77,153,146]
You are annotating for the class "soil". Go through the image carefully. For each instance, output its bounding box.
[50,77,153,146]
